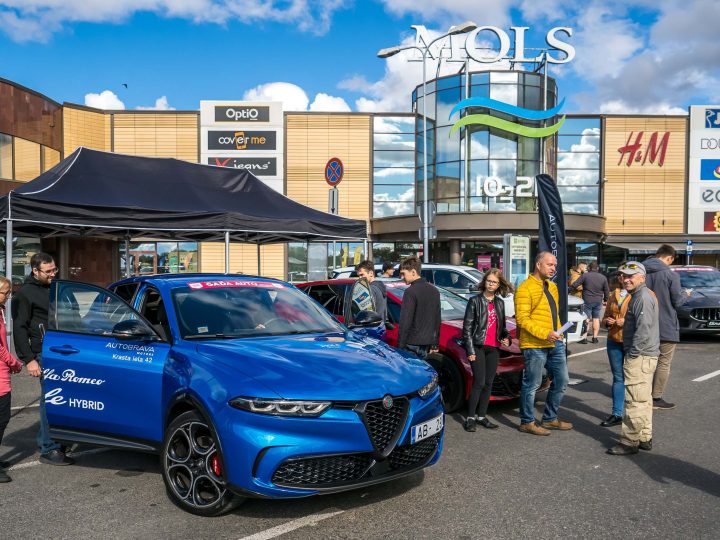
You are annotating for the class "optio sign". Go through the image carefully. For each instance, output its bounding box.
[215,105,270,123]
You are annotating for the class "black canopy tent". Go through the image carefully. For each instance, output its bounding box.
[0,147,367,277]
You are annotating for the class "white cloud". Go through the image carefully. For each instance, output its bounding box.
[136,96,175,110]
[379,0,513,27]
[243,82,310,111]
[0,0,347,42]
[242,82,350,112]
[309,93,351,112]
[84,89,125,110]
[599,100,687,115]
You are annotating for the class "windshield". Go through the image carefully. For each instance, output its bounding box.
[388,283,468,321]
[465,268,484,281]
[171,280,344,339]
[676,270,720,289]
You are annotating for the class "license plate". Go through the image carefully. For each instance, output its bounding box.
[411,413,444,444]
[707,320,720,328]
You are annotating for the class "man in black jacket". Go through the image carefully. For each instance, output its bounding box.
[12,253,74,465]
[397,257,440,360]
[644,244,690,410]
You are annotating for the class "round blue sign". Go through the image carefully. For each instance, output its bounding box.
[325,157,344,186]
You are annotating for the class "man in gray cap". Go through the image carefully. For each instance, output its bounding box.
[607,261,660,455]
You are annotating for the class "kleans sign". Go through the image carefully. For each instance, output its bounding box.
[412,25,575,65]
[207,130,277,151]
[215,105,270,122]
[208,157,277,176]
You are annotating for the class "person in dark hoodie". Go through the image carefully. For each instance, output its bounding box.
[12,252,74,466]
[643,244,690,410]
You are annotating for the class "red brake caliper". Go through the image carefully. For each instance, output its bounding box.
[210,454,222,477]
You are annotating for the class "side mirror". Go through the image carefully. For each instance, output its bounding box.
[348,310,382,329]
[468,284,476,292]
[112,319,158,341]
[385,322,396,331]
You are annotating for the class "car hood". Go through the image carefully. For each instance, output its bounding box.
[681,287,720,308]
[193,332,434,401]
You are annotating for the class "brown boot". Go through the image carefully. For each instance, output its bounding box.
[540,419,573,430]
[518,422,550,436]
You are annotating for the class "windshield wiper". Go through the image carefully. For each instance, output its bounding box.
[183,333,249,340]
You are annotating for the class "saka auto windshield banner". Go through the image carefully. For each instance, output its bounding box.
[536,173,568,326]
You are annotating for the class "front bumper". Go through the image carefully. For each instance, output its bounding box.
[216,389,444,498]
[679,313,720,333]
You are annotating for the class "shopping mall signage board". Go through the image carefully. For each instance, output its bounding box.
[502,234,531,288]
[412,25,575,65]
[200,101,284,193]
[689,105,720,234]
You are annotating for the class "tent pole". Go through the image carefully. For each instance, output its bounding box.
[224,231,230,274]
[5,217,13,347]
[257,243,261,276]
[124,236,131,278]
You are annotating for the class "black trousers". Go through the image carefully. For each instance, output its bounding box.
[0,391,10,448]
[467,346,500,418]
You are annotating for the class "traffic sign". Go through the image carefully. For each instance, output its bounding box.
[328,187,339,214]
[325,157,344,186]
[687,239,693,254]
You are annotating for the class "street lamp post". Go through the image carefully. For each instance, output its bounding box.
[378,21,476,263]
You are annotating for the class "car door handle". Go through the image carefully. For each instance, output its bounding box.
[49,345,80,355]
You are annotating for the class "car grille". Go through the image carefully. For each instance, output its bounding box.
[272,435,440,489]
[359,397,409,454]
[692,307,720,321]
[272,454,373,488]
[387,435,440,470]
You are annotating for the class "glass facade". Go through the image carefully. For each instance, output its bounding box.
[119,241,198,276]
[287,242,366,282]
[372,116,416,218]
[556,117,601,214]
[0,236,43,286]
[412,71,558,214]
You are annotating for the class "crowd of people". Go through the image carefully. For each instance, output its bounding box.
[0,244,691,482]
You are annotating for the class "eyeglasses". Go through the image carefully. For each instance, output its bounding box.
[485,280,500,285]
[37,267,58,275]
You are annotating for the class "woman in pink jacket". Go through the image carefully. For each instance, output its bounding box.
[0,276,23,483]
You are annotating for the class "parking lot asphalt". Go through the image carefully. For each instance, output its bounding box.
[2,333,719,540]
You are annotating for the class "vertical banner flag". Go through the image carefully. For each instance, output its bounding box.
[535,174,568,327]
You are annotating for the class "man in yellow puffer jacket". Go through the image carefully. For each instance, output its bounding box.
[514,251,573,436]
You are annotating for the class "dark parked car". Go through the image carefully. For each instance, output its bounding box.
[670,265,720,333]
[298,279,525,413]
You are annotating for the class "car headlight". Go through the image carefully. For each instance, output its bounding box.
[229,397,331,417]
[417,373,439,399]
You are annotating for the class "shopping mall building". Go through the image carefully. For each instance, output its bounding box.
[1,72,718,285]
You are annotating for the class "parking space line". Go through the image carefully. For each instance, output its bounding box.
[693,369,720,382]
[7,448,109,471]
[238,510,345,540]
[10,403,40,411]
[568,347,605,358]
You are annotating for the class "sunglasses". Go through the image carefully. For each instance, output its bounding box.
[617,263,642,272]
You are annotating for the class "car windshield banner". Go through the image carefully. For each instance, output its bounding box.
[536,174,568,326]
[187,280,285,290]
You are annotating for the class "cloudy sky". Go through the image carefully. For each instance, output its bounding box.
[0,0,717,113]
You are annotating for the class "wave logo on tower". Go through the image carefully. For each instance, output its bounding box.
[448,97,566,138]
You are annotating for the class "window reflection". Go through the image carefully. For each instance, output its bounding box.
[556,117,601,214]
[0,134,12,179]
[373,115,415,218]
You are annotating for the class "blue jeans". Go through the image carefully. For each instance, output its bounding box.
[519,341,569,425]
[37,355,60,455]
[606,340,625,417]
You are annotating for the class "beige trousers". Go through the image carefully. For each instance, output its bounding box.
[652,341,677,399]
[621,354,658,447]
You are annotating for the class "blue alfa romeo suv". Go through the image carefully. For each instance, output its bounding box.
[42,274,444,515]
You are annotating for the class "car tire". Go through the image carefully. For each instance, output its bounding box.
[162,410,241,516]
[426,353,464,413]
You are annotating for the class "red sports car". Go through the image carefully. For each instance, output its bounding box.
[297,279,525,412]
